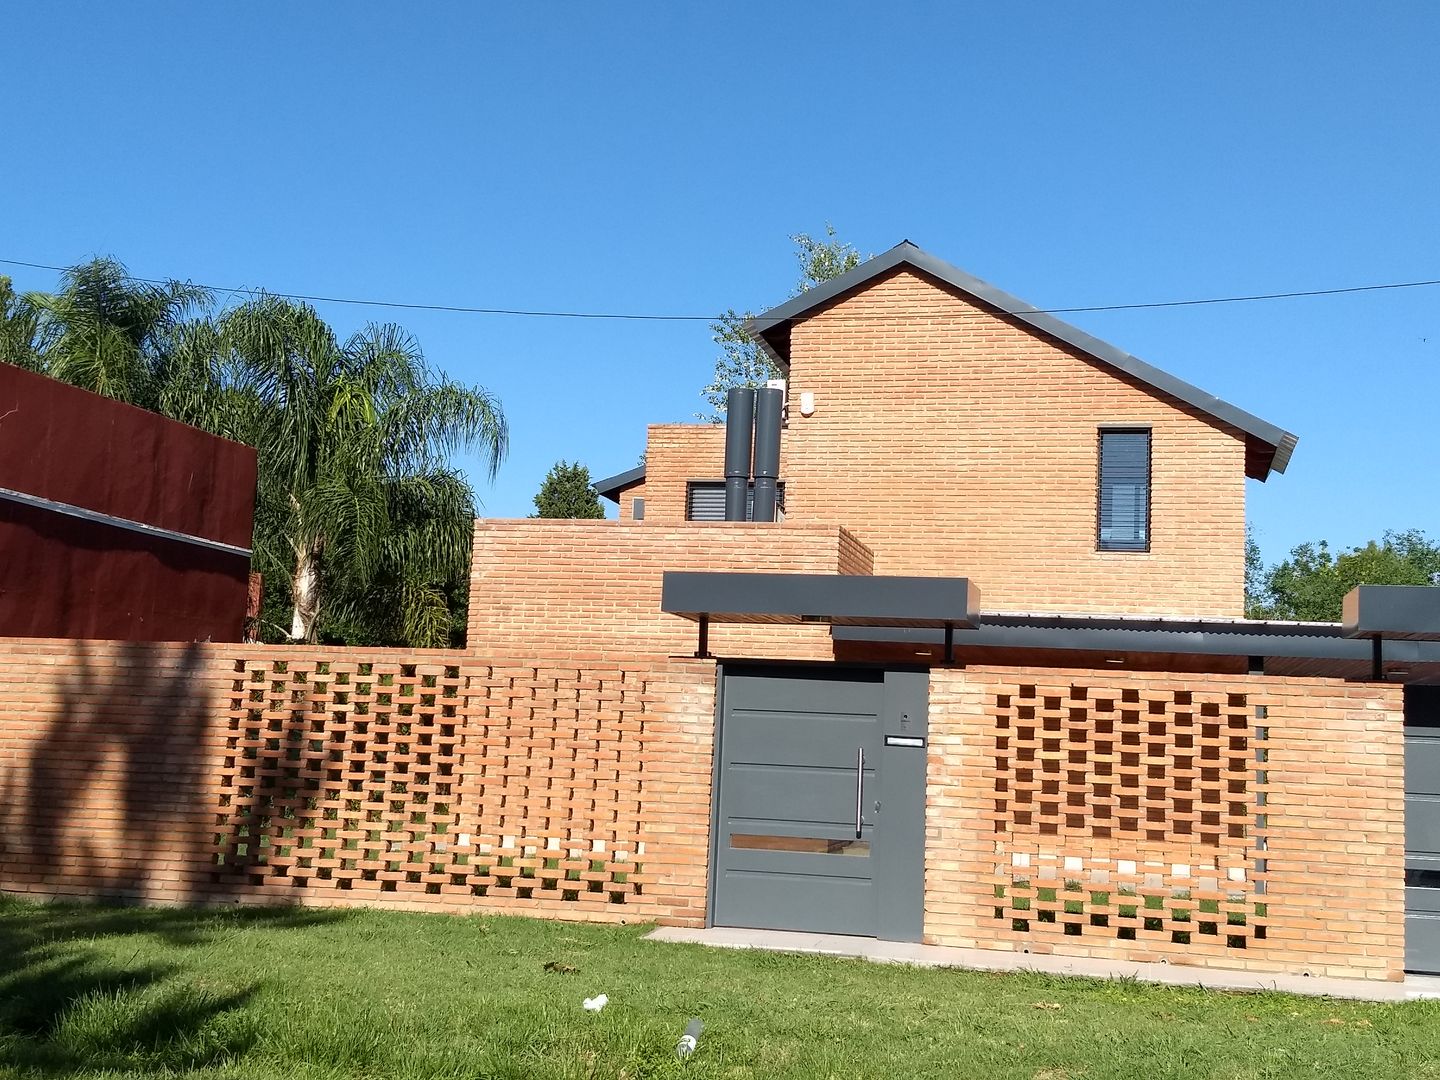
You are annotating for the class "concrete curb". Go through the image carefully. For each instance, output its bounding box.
[645,926,1437,1003]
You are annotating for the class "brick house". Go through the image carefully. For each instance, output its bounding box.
[5,242,1439,986]
[470,241,1440,980]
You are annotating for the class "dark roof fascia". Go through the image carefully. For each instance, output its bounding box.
[742,241,1298,479]
[592,465,646,502]
[1342,585,1440,641]
[832,614,1440,664]
[662,571,980,628]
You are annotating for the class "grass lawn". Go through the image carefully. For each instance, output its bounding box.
[2,898,1439,1079]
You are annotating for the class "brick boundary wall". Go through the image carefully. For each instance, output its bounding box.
[0,639,716,925]
[926,666,1406,981]
[0,639,1410,981]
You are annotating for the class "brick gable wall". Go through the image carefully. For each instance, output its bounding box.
[783,268,1248,616]
[625,268,1250,617]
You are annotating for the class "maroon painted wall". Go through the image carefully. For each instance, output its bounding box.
[0,364,258,641]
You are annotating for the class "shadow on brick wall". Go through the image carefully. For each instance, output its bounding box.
[0,641,219,904]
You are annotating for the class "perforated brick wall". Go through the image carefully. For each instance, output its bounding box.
[0,639,716,924]
[925,665,1405,980]
[0,637,1411,981]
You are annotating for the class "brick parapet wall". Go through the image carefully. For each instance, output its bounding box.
[628,424,795,525]
[0,639,716,925]
[467,519,872,661]
[633,425,726,523]
[926,665,1405,980]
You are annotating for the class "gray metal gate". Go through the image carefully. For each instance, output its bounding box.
[711,667,928,940]
[1407,685,1440,972]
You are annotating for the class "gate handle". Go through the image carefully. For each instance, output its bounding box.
[855,747,864,839]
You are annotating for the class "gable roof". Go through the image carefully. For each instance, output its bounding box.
[593,464,646,502]
[742,241,1298,481]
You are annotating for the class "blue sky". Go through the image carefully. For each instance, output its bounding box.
[4,4,1437,564]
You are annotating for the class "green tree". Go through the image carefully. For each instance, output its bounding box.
[1259,529,1440,621]
[22,257,211,411]
[1244,524,1270,618]
[790,227,865,294]
[5,261,508,647]
[215,296,508,645]
[0,276,42,369]
[698,225,863,422]
[532,461,605,519]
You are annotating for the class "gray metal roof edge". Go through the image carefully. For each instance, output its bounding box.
[661,570,980,626]
[1342,584,1440,641]
[592,464,646,502]
[0,483,253,558]
[831,622,1440,664]
[979,610,1348,639]
[981,608,1344,632]
[743,241,1299,477]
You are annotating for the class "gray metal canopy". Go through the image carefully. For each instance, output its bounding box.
[661,572,980,629]
[660,573,1440,677]
[1343,585,1440,641]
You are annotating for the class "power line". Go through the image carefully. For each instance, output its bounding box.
[2,254,1438,323]
[0,257,700,321]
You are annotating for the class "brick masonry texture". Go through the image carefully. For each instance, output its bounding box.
[0,267,1405,981]
[786,269,1247,615]
[926,665,1405,980]
[468,519,871,661]
[629,268,1248,617]
[0,639,716,925]
[616,482,645,522]
[0,637,1411,980]
[629,425,788,525]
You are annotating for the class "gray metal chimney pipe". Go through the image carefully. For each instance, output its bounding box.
[723,387,757,522]
[752,386,783,522]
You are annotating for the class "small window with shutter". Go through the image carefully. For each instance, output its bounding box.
[1097,429,1150,552]
[686,481,786,522]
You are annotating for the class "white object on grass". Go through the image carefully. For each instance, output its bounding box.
[677,1018,703,1059]
[582,994,608,1012]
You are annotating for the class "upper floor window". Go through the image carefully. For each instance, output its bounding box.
[1097,429,1150,552]
[686,481,786,522]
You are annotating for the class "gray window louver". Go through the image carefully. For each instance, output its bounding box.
[687,482,728,521]
[686,481,785,522]
[1097,430,1150,552]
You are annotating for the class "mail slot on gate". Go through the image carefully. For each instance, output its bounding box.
[885,735,926,748]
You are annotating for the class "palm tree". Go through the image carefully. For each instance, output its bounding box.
[23,257,211,410]
[5,258,507,647]
[216,296,507,644]
[0,276,43,369]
